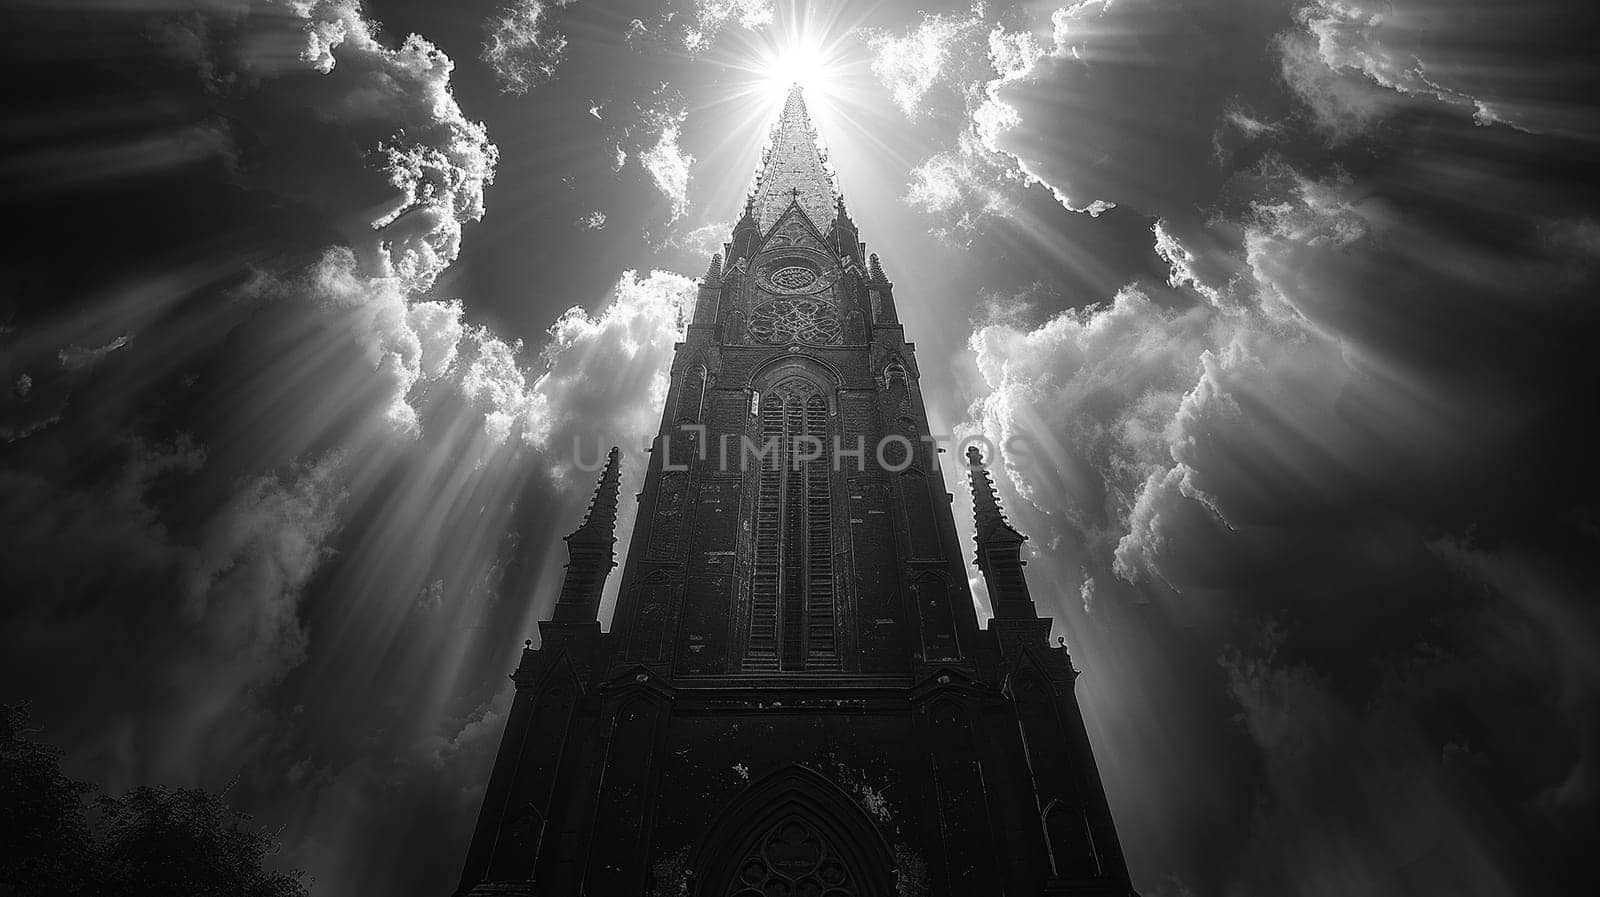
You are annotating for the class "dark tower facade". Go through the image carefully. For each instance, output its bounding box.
[456,88,1137,897]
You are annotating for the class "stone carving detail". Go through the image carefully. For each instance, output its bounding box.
[726,816,857,897]
[750,297,840,345]
[769,264,819,291]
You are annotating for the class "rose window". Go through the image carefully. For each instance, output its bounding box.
[749,298,840,345]
[769,265,819,291]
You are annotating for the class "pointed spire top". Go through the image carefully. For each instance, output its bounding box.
[869,252,886,281]
[553,448,622,623]
[967,445,1025,545]
[749,85,838,233]
[571,447,621,543]
[705,253,722,282]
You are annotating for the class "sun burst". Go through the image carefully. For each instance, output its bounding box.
[756,39,835,99]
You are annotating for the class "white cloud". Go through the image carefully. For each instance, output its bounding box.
[866,13,985,119]
[286,247,452,437]
[685,0,774,52]
[868,7,1118,238]
[966,162,1453,588]
[642,123,694,221]
[531,270,694,457]
[447,270,694,460]
[967,285,1215,553]
[481,0,572,95]
[281,1,500,293]
[906,131,1026,241]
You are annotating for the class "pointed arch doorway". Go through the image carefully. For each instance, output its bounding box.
[692,766,895,897]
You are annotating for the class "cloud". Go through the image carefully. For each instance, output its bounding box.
[251,247,463,438]
[622,0,773,55]
[0,436,348,787]
[194,0,502,294]
[642,122,695,221]
[481,0,573,95]
[1283,0,1600,140]
[865,12,986,120]
[686,0,774,52]
[179,451,347,708]
[905,131,1027,241]
[57,333,131,371]
[865,6,1122,239]
[529,270,695,456]
[967,282,1214,558]
[953,10,1600,868]
[1218,621,1524,897]
[433,269,694,457]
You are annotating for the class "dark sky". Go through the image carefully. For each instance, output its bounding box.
[2,1,1597,896]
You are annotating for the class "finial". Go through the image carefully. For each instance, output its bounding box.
[524,639,533,649]
[576,447,622,537]
[705,253,722,281]
[966,444,1018,543]
[869,253,886,281]
[552,447,623,622]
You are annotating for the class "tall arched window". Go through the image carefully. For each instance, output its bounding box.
[746,377,837,672]
[676,362,707,424]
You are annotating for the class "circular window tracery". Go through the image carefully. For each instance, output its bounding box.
[770,265,819,291]
[750,298,840,345]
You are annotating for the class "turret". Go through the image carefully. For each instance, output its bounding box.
[966,446,1038,620]
[692,254,722,324]
[550,447,622,623]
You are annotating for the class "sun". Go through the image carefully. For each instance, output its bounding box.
[757,40,834,99]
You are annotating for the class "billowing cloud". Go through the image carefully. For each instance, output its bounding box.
[866,6,1119,239]
[481,0,574,95]
[1284,0,1600,140]
[866,12,986,120]
[642,121,695,221]
[951,6,1598,887]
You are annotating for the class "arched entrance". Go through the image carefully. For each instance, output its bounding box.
[692,766,895,897]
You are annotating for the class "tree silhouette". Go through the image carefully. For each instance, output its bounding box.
[1,704,308,897]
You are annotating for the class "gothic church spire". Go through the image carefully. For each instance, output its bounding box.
[966,446,1038,620]
[551,447,622,623]
[749,86,838,233]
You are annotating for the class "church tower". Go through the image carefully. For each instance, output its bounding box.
[455,88,1138,897]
